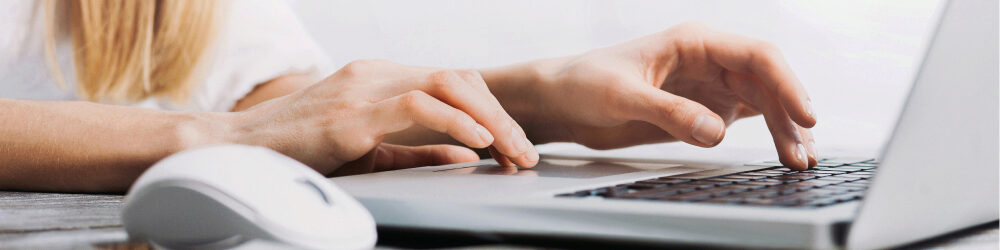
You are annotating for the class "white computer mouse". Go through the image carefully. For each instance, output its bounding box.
[122,144,377,250]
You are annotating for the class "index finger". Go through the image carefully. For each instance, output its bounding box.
[701,31,816,128]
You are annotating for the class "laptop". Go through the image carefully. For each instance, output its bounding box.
[331,0,998,248]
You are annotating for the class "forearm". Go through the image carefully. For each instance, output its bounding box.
[0,99,234,193]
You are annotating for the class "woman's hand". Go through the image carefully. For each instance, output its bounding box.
[486,22,817,170]
[230,59,538,176]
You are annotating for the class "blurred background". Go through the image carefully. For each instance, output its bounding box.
[288,0,944,157]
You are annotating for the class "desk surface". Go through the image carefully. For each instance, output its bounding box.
[1,191,996,249]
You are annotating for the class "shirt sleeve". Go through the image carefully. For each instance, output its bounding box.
[188,0,331,112]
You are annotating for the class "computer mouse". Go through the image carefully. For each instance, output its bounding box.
[121,144,377,250]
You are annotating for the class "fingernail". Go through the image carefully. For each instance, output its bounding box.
[691,115,724,146]
[796,143,808,166]
[805,99,816,120]
[475,124,493,145]
[524,140,539,163]
[808,140,818,158]
[511,128,529,154]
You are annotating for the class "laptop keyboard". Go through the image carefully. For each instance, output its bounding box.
[555,157,877,208]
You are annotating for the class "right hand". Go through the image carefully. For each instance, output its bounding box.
[229,59,539,176]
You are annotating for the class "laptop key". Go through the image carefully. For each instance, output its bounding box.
[628,182,668,190]
[799,188,841,197]
[822,157,874,164]
[812,170,847,175]
[822,176,862,182]
[684,181,725,189]
[744,162,785,167]
[704,197,745,204]
[825,185,863,193]
[736,189,781,199]
[849,163,878,167]
[816,162,846,167]
[837,180,868,188]
[718,184,758,193]
[796,179,843,188]
[743,179,783,186]
[839,173,873,178]
[744,197,790,206]
[778,173,830,181]
[760,169,793,174]
[833,166,868,172]
[708,177,751,183]
[724,174,768,180]
[835,192,864,202]
[663,184,701,193]
[650,178,692,185]
[661,191,713,201]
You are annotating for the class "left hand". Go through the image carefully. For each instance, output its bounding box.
[491,22,817,169]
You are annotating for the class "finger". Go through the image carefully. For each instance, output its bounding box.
[489,146,516,168]
[624,83,726,147]
[797,126,818,167]
[701,30,816,127]
[371,144,480,172]
[372,90,494,148]
[735,103,761,120]
[721,71,810,170]
[764,111,809,170]
[383,71,539,167]
[329,148,379,177]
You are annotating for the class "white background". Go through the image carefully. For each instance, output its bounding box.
[288,0,944,155]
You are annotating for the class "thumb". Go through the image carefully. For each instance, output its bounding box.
[371,144,480,172]
[626,85,726,147]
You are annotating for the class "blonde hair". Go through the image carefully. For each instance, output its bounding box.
[44,0,221,103]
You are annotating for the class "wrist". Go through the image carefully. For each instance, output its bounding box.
[172,111,245,152]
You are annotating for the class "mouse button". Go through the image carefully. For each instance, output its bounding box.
[296,178,331,205]
[254,201,341,240]
[249,181,335,227]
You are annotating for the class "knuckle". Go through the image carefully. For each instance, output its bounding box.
[755,41,781,55]
[399,90,429,111]
[749,41,782,71]
[455,69,484,83]
[426,70,461,92]
[486,108,513,130]
[658,97,689,120]
[339,60,370,76]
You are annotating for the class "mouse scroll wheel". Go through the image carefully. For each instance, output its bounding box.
[296,178,332,205]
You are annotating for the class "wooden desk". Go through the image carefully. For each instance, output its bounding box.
[1,191,996,249]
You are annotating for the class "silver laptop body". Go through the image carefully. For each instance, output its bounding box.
[332,0,998,248]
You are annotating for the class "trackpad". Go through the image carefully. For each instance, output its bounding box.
[435,159,683,179]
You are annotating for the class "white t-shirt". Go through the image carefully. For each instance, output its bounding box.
[0,0,331,112]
